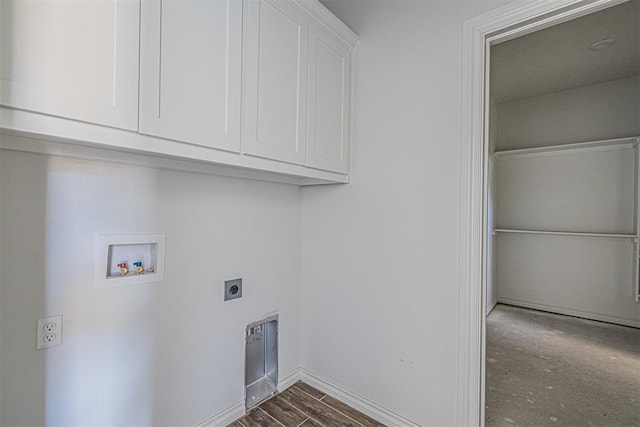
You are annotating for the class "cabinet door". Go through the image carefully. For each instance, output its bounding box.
[244,0,308,165]
[139,0,242,152]
[306,23,351,174]
[0,0,139,130]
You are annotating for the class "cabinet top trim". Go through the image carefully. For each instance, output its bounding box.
[295,0,358,47]
[0,110,349,186]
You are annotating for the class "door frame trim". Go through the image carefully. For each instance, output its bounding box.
[457,0,629,425]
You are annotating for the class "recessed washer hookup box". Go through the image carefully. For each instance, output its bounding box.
[245,315,278,409]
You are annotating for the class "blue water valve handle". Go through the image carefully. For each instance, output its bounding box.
[133,261,144,274]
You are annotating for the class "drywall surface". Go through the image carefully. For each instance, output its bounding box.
[494,75,639,327]
[497,75,640,150]
[301,1,510,425]
[496,147,635,234]
[0,149,301,426]
[496,233,639,327]
[493,145,639,326]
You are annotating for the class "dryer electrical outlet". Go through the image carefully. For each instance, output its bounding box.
[224,278,243,301]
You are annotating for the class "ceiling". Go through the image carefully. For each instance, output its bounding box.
[491,0,640,102]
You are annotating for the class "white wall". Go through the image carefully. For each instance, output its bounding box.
[493,75,640,327]
[496,233,638,326]
[496,148,635,234]
[301,1,510,425]
[494,146,639,326]
[0,146,301,426]
[497,75,640,150]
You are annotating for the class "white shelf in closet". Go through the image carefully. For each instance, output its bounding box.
[493,136,639,159]
[493,229,638,239]
[495,140,637,234]
[493,134,640,304]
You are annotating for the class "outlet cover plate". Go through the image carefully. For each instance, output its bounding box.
[37,315,62,350]
[224,278,242,301]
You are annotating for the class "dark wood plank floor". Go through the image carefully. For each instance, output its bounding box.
[228,381,386,427]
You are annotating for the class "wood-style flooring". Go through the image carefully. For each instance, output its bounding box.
[228,381,386,427]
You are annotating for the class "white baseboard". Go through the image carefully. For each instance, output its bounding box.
[196,369,302,427]
[196,400,245,427]
[497,298,640,328]
[196,368,422,427]
[278,368,302,392]
[300,368,420,427]
[487,298,498,315]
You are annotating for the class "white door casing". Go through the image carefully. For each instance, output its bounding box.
[457,0,629,425]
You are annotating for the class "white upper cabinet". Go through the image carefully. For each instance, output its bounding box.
[0,0,139,130]
[243,0,308,165]
[139,0,242,152]
[306,22,351,174]
[0,0,357,183]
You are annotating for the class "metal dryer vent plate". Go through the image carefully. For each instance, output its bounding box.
[245,315,278,409]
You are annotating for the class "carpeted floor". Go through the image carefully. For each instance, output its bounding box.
[486,304,640,426]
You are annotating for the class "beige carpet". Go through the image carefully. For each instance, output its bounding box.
[486,304,640,426]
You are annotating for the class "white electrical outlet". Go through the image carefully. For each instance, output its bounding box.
[37,315,63,350]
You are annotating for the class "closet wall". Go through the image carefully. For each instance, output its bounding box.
[497,76,640,150]
[491,75,640,327]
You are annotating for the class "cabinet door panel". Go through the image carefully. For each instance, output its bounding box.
[0,0,139,130]
[139,0,242,152]
[244,0,307,165]
[306,23,350,173]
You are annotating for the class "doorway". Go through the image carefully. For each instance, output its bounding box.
[457,0,638,425]
[485,3,640,421]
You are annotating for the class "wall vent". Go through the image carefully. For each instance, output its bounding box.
[245,315,278,409]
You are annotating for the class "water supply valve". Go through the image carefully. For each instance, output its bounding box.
[117,262,129,276]
[133,261,144,274]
